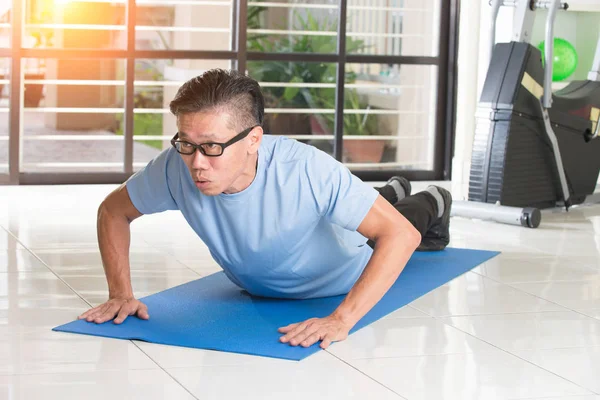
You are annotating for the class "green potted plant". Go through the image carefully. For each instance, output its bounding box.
[247,11,369,138]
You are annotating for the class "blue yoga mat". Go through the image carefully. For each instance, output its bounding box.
[53,247,498,360]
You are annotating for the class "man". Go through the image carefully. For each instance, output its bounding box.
[79,69,452,350]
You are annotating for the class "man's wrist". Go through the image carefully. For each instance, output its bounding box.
[108,288,134,299]
[331,307,358,329]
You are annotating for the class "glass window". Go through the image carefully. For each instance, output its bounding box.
[0,58,8,175]
[21,58,126,173]
[136,0,233,51]
[24,0,126,49]
[247,0,339,54]
[346,0,440,57]
[247,60,338,156]
[342,63,438,170]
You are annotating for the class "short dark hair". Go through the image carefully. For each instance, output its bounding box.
[169,68,265,131]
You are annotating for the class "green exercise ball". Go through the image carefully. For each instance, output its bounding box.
[538,38,578,81]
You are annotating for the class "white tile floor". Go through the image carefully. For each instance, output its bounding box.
[1,183,600,400]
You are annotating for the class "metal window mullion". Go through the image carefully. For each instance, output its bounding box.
[235,0,248,73]
[230,0,238,58]
[434,0,451,180]
[124,0,136,174]
[8,0,23,184]
[334,0,348,161]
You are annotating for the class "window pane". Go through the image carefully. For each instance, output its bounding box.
[342,63,438,170]
[346,0,440,57]
[248,60,337,156]
[136,0,233,51]
[24,0,126,49]
[0,58,8,174]
[0,3,10,48]
[247,0,339,54]
[21,58,126,173]
[133,59,233,171]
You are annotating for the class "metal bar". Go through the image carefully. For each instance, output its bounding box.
[513,0,536,43]
[497,0,568,9]
[20,48,237,60]
[9,0,23,185]
[544,0,561,108]
[345,54,438,64]
[431,0,451,180]
[136,26,230,33]
[353,170,438,182]
[18,171,436,185]
[230,0,238,55]
[138,0,231,5]
[490,0,502,61]
[235,0,248,73]
[334,0,348,161]
[19,173,133,185]
[444,0,460,180]
[587,34,600,81]
[452,201,541,228]
[124,0,136,174]
[246,51,439,65]
[539,99,571,207]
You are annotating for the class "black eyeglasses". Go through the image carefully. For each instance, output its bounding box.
[171,125,258,157]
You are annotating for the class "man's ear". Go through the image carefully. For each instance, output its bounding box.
[248,126,263,154]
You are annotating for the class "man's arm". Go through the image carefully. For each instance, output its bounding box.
[78,183,148,324]
[279,195,420,348]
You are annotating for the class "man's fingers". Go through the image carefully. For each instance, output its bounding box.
[85,303,110,322]
[114,302,134,324]
[94,304,120,324]
[135,302,149,320]
[301,331,324,348]
[288,324,319,346]
[277,322,299,333]
[280,322,310,343]
[78,305,101,320]
[320,334,333,349]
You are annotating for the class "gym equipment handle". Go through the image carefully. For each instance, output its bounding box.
[544,0,561,108]
[489,0,568,9]
[489,0,568,70]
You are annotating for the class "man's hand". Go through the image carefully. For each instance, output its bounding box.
[278,314,352,349]
[78,297,149,324]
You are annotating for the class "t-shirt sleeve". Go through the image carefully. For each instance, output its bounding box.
[306,147,379,231]
[125,148,179,215]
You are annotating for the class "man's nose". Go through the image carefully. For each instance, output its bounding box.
[191,149,210,170]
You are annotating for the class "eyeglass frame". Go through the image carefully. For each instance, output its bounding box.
[170,125,259,157]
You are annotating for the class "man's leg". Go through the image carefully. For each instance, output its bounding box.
[373,177,452,251]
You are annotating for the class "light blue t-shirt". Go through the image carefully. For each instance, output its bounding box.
[126,135,379,299]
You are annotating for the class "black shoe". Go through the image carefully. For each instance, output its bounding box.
[385,176,411,204]
[417,186,452,251]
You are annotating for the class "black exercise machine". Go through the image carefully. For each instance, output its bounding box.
[452,0,600,228]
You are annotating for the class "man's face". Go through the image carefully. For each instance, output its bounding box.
[176,111,261,196]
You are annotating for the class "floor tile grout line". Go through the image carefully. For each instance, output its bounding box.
[323,350,409,400]
[143,238,207,279]
[131,341,201,400]
[412,304,600,396]
[327,342,600,361]
[2,227,95,309]
[467,269,600,326]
